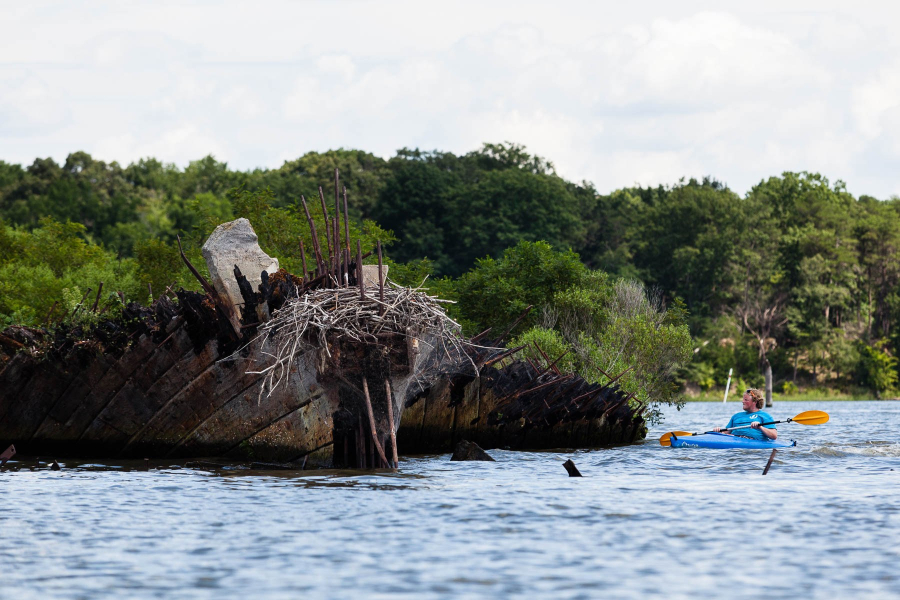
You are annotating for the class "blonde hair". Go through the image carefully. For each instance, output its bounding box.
[746,389,765,409]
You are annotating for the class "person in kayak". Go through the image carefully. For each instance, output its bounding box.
[712,389,777,441]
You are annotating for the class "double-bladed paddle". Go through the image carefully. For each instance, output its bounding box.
[658,410,829,447]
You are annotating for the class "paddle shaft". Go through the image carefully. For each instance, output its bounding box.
[676,419,783,437]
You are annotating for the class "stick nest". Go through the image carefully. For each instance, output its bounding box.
[244,284,474,399]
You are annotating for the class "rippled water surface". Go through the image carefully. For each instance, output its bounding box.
[2,401,898,599]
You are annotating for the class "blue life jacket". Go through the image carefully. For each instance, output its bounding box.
[726,410,776,442]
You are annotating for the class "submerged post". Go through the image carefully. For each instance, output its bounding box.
[562,459,582,477]
[762,449,777,475]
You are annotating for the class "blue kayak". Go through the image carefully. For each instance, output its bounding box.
[669,432,796,449]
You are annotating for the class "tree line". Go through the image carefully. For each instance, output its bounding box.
[1,143,898,402]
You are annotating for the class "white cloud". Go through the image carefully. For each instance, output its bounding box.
[0,71,71,134]
[315,55,356,82]
[220,86,264,119]
[1,2,899,199]
[94,125,228,167]
[853,65,900,139]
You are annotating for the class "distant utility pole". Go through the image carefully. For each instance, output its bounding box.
[723,368,733,403]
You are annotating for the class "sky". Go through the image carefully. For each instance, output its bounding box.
[2,0,899,198]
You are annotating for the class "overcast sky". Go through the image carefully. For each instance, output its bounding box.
[2,1,899,198]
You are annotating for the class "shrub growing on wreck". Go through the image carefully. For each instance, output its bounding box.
[458,241,692,418]
[454,240,589,334]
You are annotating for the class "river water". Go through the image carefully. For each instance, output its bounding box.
[2,400,898,599]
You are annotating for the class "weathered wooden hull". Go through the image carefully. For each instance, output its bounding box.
[0,292,420,469]
[400,357,647,453]
[1,296,649,465]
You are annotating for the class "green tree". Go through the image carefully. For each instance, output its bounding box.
[855,196,900,339]
[458,241,691,419]
[253,149,390,219]
[628,178,749,322]
[0,219,142,325]
[455,240,589,336]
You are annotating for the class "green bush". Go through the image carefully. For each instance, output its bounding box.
[511,326,577,373]
[780,380,799,395]
[855,341,898,396]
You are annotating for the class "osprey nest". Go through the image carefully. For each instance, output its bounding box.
[242,284,474,399]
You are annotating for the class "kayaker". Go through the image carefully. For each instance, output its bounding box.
[712,389,777,441]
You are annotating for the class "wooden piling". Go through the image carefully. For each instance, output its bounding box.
[344,248,351,287]
[762,449,777,475]
[342,188,351,255]
[385,378,398,468]
[342,187,351,286]
[299,196,325,276]
[361,377,389,468]
[91,282,104,313]
[0,444,14,467]
[357,240,365,301]
[377,240,384,313]
[326,217,335,281]
[42,301,58,327]
[334,169,341,286]
[299,240,308,284]
[70,288,92,320]
[317,186,333,268]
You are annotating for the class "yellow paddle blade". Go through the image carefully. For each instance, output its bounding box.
[659,431,693,447]
[790,410,829,425]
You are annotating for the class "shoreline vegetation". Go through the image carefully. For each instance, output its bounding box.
[3,142,900,413]
[685,389,890,402]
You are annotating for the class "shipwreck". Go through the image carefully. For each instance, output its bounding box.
[0,173,647,468]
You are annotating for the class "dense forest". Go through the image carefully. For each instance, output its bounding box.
[2,143,898,405]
